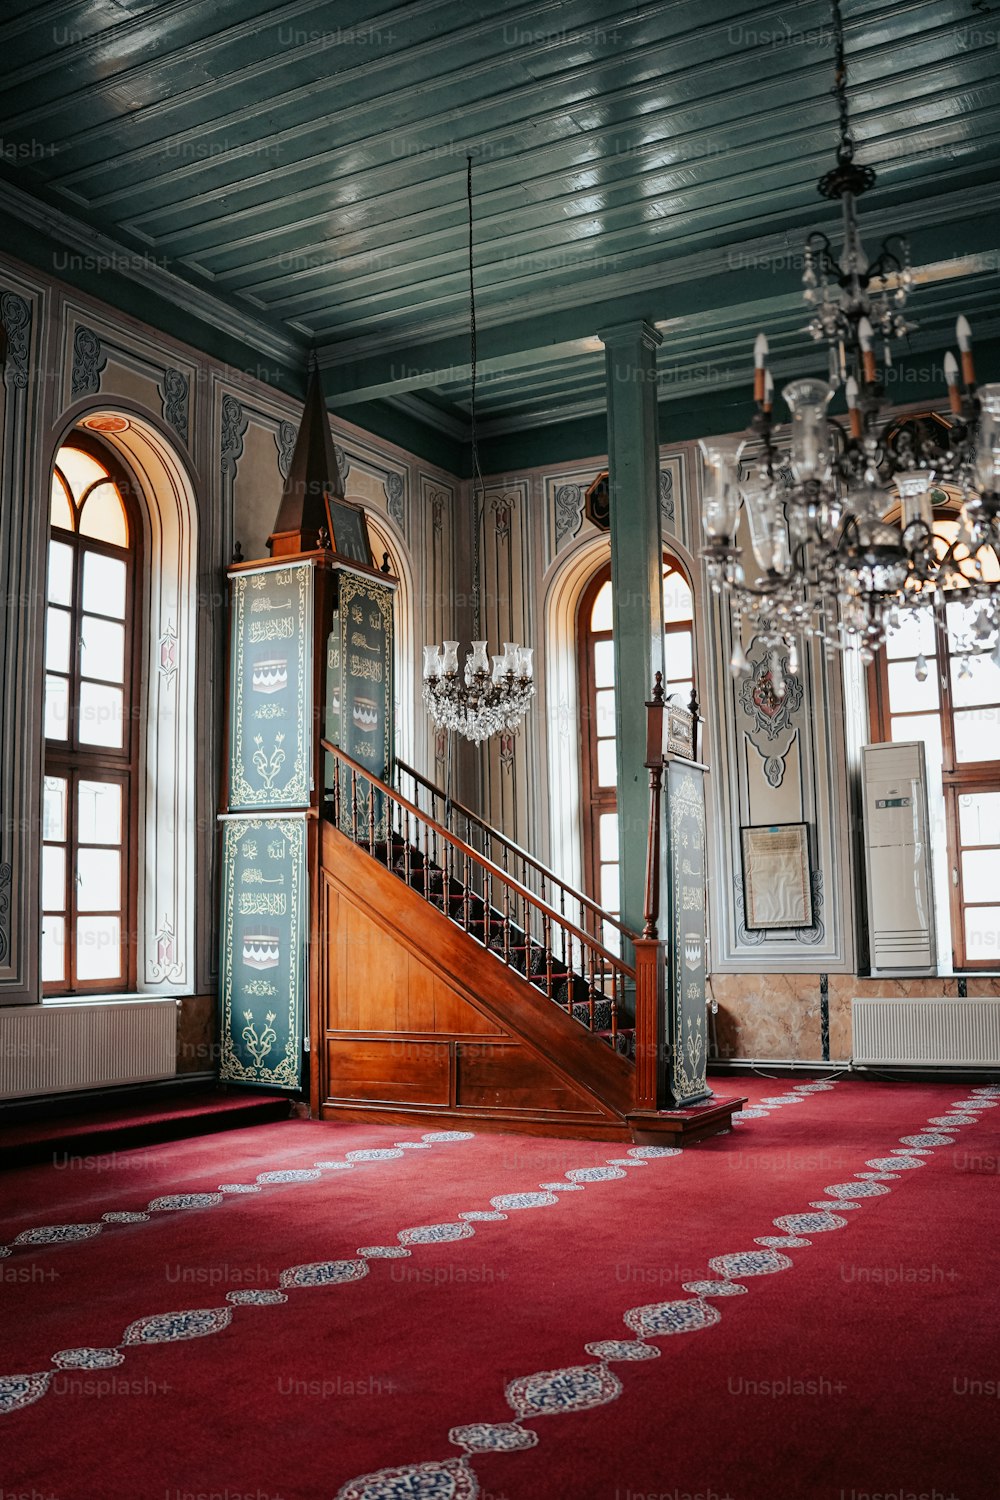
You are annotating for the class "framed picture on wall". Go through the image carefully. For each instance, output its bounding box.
[740,822,813,930]
[324,493,374,568]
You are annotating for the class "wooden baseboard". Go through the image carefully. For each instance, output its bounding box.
[318,1100,632,1142]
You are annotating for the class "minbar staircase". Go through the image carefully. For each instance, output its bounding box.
[313,741,743,1144]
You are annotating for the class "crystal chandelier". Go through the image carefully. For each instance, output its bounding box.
[423,157,534,745]
[700,0,1000,685]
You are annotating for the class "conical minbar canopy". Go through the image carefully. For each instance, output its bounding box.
[268,362,344,556]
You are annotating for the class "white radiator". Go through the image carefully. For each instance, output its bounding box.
[0,1000,177,1100]
[852,997,1000,1067]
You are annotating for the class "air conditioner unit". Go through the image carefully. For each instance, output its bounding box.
[861,741,937,973]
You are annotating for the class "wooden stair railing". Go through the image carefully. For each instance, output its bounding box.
[322,741,645,1056]
[394,757,631,959]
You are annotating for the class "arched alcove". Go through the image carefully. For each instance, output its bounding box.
[543,528,707,900]
[542,534,611,891]
[44,409,199,994]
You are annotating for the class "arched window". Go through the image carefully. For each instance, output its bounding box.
[578,551,695,913]
[868,508,1000,969]
[42,437,143,992]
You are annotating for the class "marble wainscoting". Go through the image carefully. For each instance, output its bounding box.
[176,994,216,1074]
[711,972,1000,1064]
[710,973,824,1062]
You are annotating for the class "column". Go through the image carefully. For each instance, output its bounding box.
[599,319,665,942]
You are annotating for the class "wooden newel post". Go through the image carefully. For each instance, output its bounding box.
[643,672,665,939]
[633,673,667,1113]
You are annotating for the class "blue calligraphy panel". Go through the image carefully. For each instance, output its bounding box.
[219,816,306,1090]
[228,562,313,809]
[332,573,393,840]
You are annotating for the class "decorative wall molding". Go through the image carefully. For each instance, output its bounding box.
[158,621,178,686]
[0,284,34,993]
[554,482,585,547]
[386,470,404,530]
[71,325,107,398]
[276,419,297,480]
[491,490,517,542]
[707,579,854,970]
[659,468,675,523]
[220,394,249,481]
[159,368,189,445]
[738,643,804,790]
[544,465,602,566]
[148,913,183,985]
[0,864,11,967]
[1,292,30,387]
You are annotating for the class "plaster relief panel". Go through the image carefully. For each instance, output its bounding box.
[544,465,603,564]
[233,416,285,562]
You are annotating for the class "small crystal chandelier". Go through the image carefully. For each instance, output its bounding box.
[422,157,534,745]
[700,0,1000,683]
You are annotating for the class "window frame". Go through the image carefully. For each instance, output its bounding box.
[43,433,143,996]
[577,550,696,909]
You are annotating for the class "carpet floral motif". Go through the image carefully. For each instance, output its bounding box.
[122,1308,232,1345]
[505,1364,622,1417]
[488,1192,559,1211]
[13,1224,102,1245]
[278,1260,368,1289]
[397,1224,474,1246]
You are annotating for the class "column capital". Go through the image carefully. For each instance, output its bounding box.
[597,319,663,352]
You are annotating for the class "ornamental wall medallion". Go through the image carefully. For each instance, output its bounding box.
[738,643,803,788]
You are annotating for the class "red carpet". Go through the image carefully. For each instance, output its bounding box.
[1,1075,997,1499]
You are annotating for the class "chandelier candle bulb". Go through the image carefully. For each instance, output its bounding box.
[784,379,834,482]
[896,474,935,533]
[753,332,769,403]
[957,316,975,385]
[845,376,863,438]
[698,437,744,543]
[441,641,460,675]
[466,641,490,680]
[974,385,1000,491]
